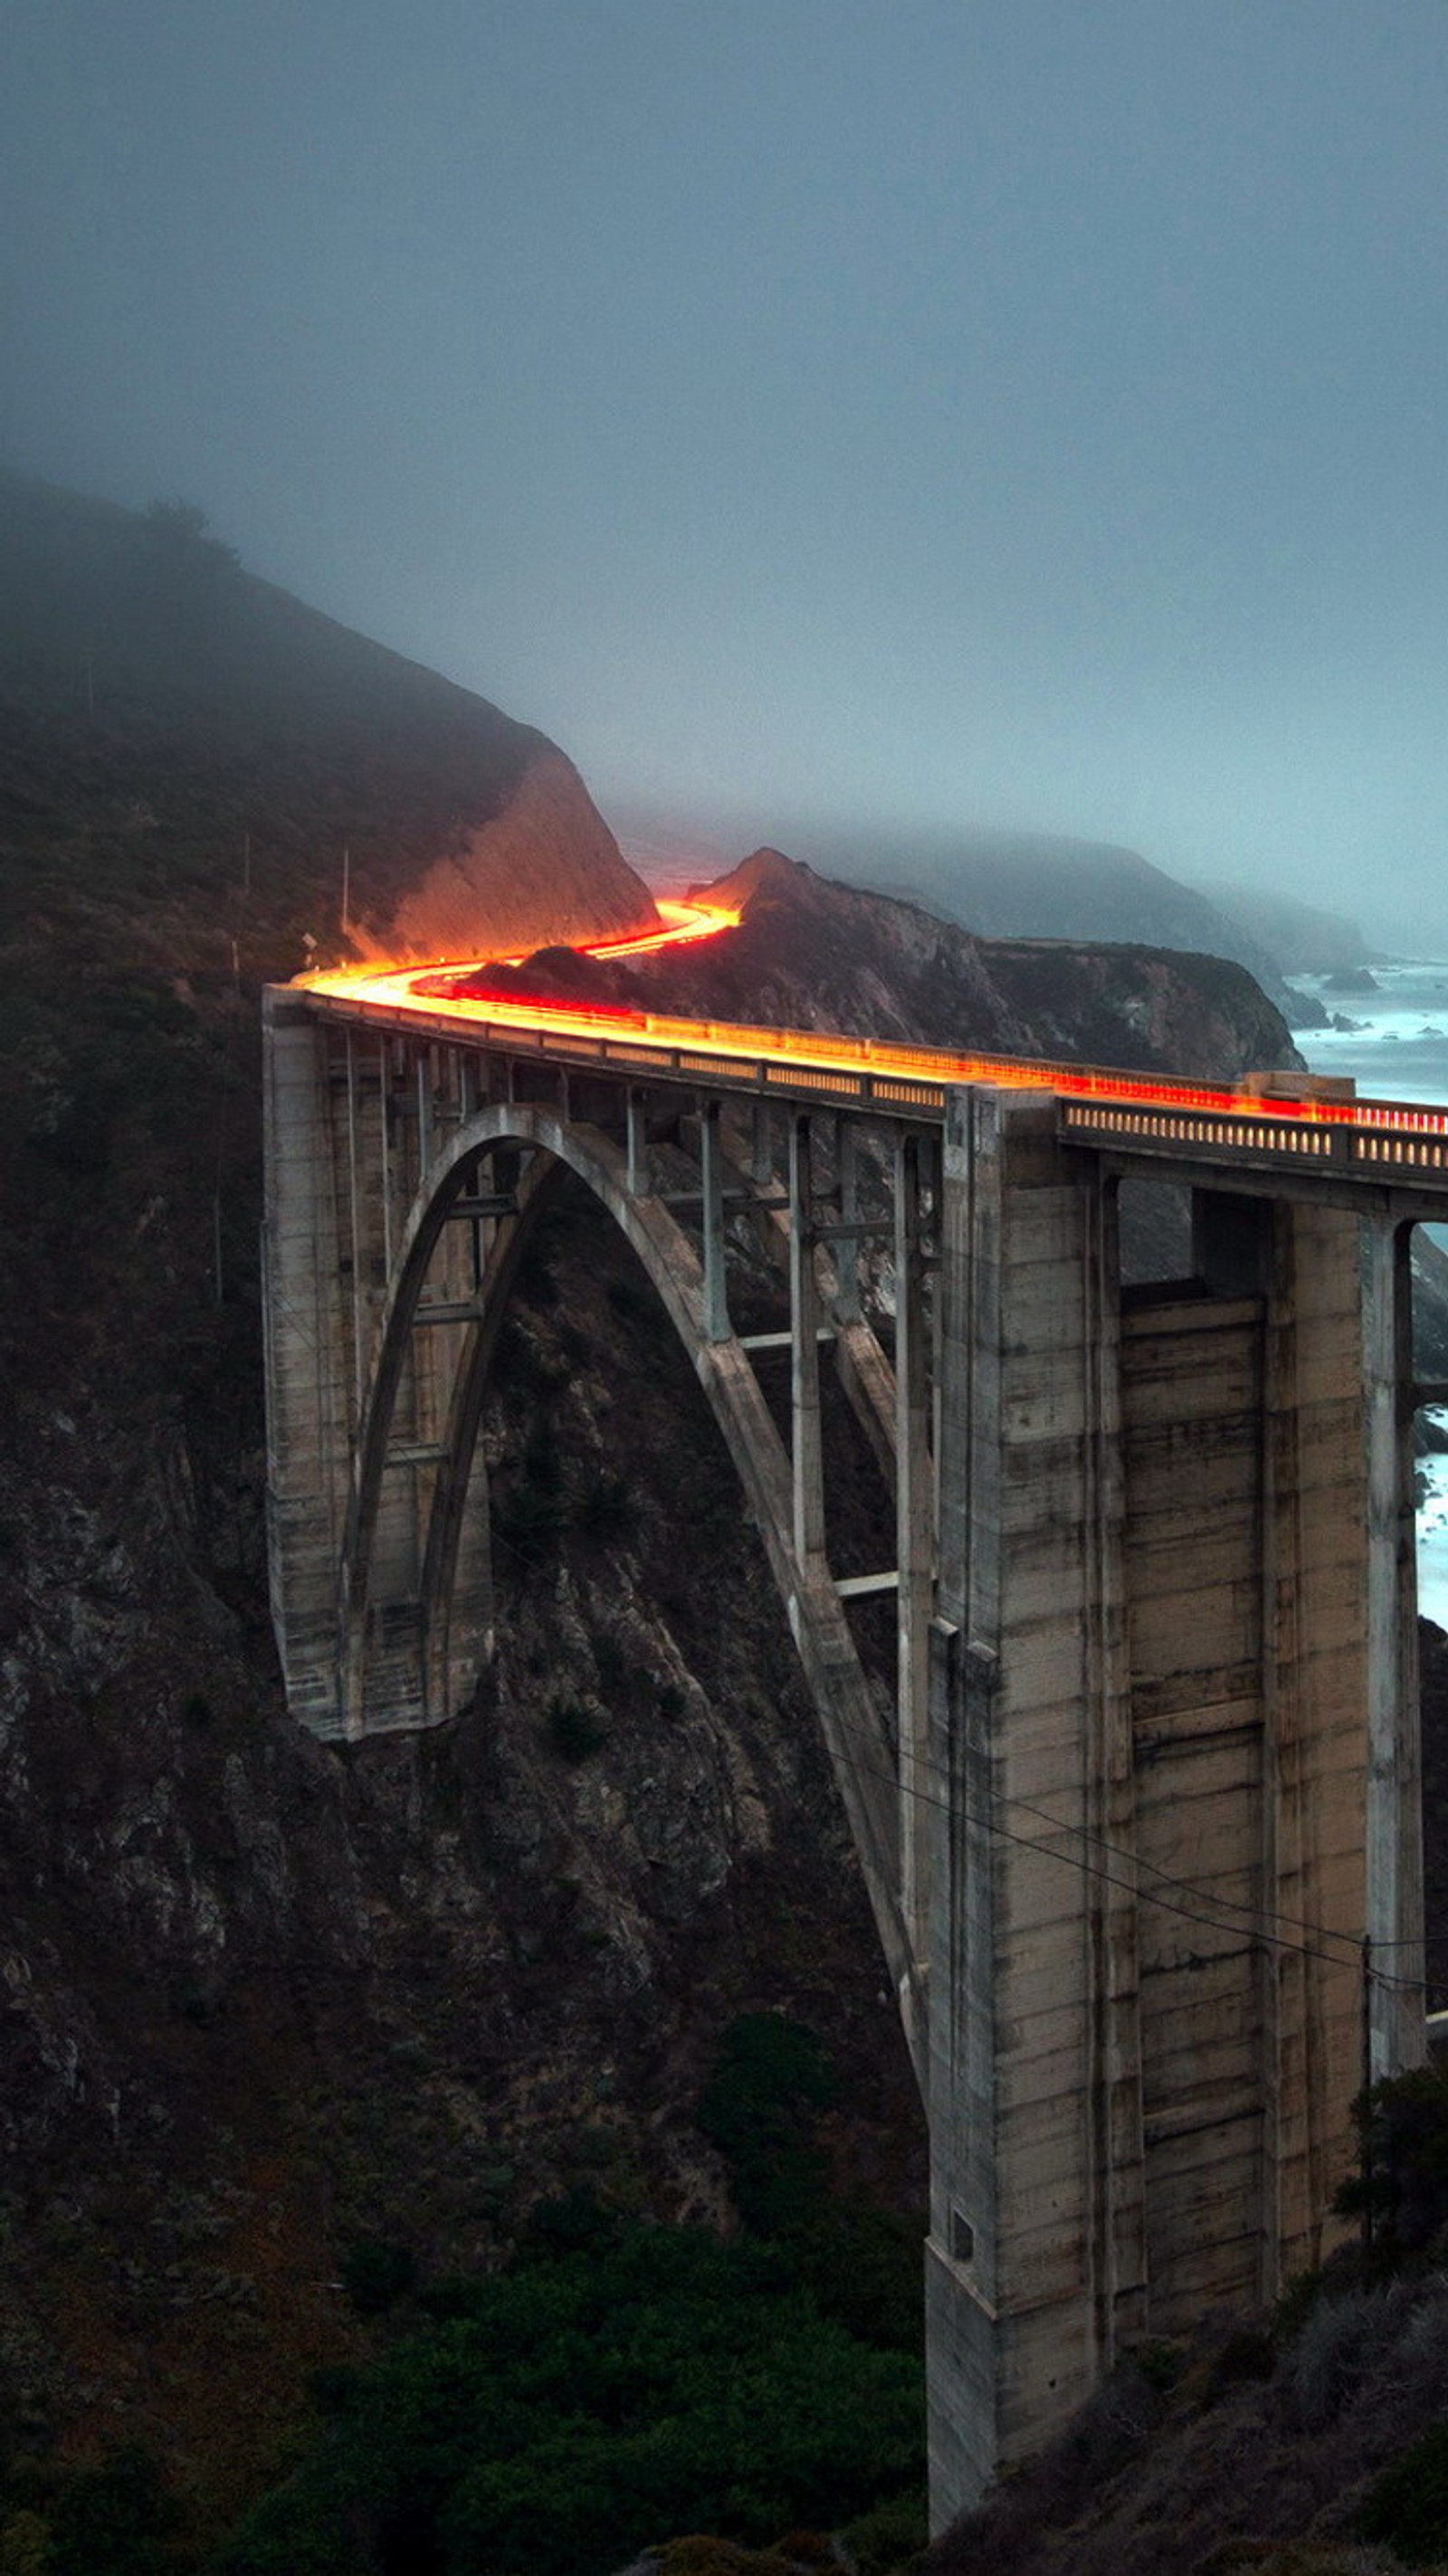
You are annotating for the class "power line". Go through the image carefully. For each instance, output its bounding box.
[987,1778,1365,1959]
[486,1486,1447,1989]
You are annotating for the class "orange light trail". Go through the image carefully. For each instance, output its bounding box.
[579,895,742,959]
[300,902,1448,1138]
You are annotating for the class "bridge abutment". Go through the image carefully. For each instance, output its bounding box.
[262,990,355,1735]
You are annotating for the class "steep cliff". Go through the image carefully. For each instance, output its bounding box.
[0,470,658,967]
[376,746,652,962]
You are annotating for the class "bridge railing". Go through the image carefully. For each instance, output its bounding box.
[298,984,1448,1190]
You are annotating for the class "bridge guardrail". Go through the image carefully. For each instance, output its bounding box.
[296,985,1448,1194]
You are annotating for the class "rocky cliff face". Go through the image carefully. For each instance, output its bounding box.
[477,847,1304,1084]
[0,1184,918,2525]
[375,746,654,961]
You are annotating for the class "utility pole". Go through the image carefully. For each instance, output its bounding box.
[1361,1934,1376,2257]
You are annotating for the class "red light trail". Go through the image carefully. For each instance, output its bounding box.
[300,900,1448,1147]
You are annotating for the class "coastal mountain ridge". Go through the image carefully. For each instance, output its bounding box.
[626,809,1361,1029]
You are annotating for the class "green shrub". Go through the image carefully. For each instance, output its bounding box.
[1133,2338,1185,2393]
[340,2238,417,2318]
[839,2486,929,2575]
[492,1480,565,1557]
[523,1421,561,1493]
[592,1632,633,1695]
[518,2185,616,2260]
[546,1698,605,1762]
[0,2514,52,2576]
[573,1469,634,1540]
[1360,2418,1448,2562]
[207,2224,923,2576]
[47,2444,181,2576]
[1335,2066,1448,2263]
[699,2015,836,2240]
[605,1273,656,1330]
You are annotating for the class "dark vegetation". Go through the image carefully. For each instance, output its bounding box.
[0,2015,925,2573]
[205,2014,924,2576]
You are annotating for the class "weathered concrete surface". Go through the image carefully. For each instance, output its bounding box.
[927,1090,1130,2513]
[924,1092,1393,2526]
[262,990,352,1733]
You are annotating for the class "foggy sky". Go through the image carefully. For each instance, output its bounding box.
[5,1,1447,935]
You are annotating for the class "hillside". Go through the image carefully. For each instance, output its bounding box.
[0,469,658,966]
[1192,879,1377,977]
[453,844,1303,1085]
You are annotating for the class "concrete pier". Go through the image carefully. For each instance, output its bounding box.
[924,1092,1380,2511]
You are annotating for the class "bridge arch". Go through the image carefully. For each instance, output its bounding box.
[338,1098,920,2056]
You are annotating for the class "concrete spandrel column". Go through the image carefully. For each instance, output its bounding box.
[834,1115,863,1325]
[700,1099,729,1343]
[895,1131,933,1972]
[626,1087,651,1198]
[789,1114,826,1566]
[1363,1212,1425,2076]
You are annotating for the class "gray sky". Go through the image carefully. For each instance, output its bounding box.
[5,1,1447,927]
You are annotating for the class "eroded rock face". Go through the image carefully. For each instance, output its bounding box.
[598,848,1303,1083]
[0,1185,922,2504]
[367,749,659,964]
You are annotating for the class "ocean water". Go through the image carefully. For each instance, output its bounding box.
[1291,960,1448,1627]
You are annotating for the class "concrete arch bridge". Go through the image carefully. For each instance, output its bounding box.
[263,977,1448,2526]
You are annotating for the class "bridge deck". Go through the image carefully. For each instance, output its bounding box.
[300,971,1448,1202]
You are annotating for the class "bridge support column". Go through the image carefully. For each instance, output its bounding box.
[926,1087,1135,2524]
[925,1131,1392,2534]
[626,1087,651,1197]
[835,1117,862,1325]
[895,1131,932,1973]
[1364,1213,1425,2075]
[700,1099,729,1342]
[790,1115,826,1564]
